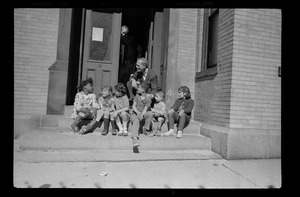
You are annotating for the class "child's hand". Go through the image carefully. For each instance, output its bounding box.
[146,93,153,98]
[168,109,174,114]
[179,110,185,116]
[112,111,118,117]
[80,108,90,113]
[83,105,91,109]
[131,78,137,88]
[138,113,144,120]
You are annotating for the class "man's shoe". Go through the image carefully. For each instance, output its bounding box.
[162,130,174,137]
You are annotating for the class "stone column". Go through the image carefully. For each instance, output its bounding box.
[46,9,72,114]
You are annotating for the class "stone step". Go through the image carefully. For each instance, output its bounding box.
[58,117,202,135]
[40,115,65,128]
[14,149,223,163]
[63,105,202,134]
[64,105,74,117]
[19,128,211,151]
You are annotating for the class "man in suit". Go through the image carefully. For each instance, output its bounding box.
[127,58,159,102]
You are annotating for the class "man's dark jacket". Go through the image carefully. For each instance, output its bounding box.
[130,68,159,96]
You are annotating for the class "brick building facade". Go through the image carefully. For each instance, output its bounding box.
[14,8,281,159]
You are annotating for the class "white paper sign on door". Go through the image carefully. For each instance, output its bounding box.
[92,27,103,42]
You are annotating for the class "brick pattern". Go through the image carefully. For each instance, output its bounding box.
[194,9,281,130]
[194,9,235,127]
[230,9,281,129]
[14,8,59,115]
[177,9,198,102]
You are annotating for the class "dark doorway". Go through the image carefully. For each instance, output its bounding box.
[118,8,153,85]
[66,9,83,105]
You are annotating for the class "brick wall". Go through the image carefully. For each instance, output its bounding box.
[194,9,235,127]
[194,9,281,130]
[177,9,198,101]
[14,8,59,115]
[164,9,199,113]
[230,9,281,129]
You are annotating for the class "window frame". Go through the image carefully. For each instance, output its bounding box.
[206,8,219,69]
[196,8,219,82]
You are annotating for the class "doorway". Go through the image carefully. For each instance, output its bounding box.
[66,8,164,105]
[118,8,151,85]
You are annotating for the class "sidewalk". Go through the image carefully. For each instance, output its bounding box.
[13,140,281,188]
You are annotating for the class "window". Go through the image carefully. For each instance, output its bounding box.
[207,9,219,69]
[201,8,219,71]
[196,9,219,81]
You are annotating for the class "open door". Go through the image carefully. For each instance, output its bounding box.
[81,9,121,95]
[147,11,163,88]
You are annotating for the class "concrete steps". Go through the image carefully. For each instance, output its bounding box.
[59,105,202,134]
[18,105,213,153]
[19,128,211,151]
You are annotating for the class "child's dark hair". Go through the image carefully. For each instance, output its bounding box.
[178,86,191,99]
[77,77,93,91]
[114,83,127,95]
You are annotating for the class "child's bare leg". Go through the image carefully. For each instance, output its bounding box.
[109,112,117,135]
[157,117,164,136]
[121,111,129,136]
[96,110,104,122]
[115,114,123,136]
[152,120,158,135]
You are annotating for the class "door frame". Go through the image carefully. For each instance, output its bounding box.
[78,8,121,91]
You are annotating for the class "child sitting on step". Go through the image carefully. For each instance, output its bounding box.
[149,90,166,137]
[130,82,153,148]
[79,86,117,135]
[112,83,130,136]
[162,86,194,138]
[71,78,98,133]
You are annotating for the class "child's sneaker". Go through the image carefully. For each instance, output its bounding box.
[102,128,109,135]
[78,125,87,135]
[111,128,117,136]
[118,129,123,136]
[156,130,161,137]
[71,125,79,133]
[176,131,183,138]
[132,137,139,147]
[142,127,151,136]
[148,132,155,137]
[162,130,174,137]
[123,129,128,136]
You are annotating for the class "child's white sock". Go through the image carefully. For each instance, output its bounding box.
[169,129,174,133]
[116,122,123,131]
[123,121,128,132]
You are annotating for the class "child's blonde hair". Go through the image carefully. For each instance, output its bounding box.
[101,86,113,92]
[156,90,164,100]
